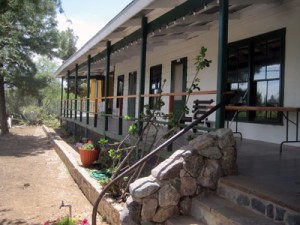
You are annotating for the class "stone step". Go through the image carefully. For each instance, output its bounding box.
[191,194,282,225]
[217,175,300,224]
[167,215,205,225]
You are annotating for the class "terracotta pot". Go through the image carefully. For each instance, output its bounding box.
[79,149,99,166]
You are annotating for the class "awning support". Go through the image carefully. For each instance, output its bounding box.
[216,0,229,128]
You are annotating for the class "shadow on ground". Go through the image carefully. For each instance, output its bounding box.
[0,132,52,158]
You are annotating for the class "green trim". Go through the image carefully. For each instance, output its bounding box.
[61,77,64,118]
[66,71,70,118]
[105,41,111,131]
[74,64,78,120]
[138,16,148,135]
[216,0,228,129]
[87,55,91,125]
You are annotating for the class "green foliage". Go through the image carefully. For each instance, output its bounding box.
[108,148,121,160]
[0,0,77,135]
[55,216,78,225]
[195,47,212,72]
[20,105,43,125]
[128,124,137,135]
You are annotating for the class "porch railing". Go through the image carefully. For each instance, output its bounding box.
[61,90,218,136]
[90,91,235,225]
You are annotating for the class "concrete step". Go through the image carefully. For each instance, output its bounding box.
[217,175,300,224]
[191,194,282,225]
[167,215,205,225]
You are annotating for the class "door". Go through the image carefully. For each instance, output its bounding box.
[116,75,124,108]
[128,71,137,117]
[171,57,187,121]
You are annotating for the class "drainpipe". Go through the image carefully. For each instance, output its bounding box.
[138,16,148,135]
[105,41,111,131]
[216,0,228,128]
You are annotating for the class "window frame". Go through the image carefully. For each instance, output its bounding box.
[226,29,286,124]
[149,64,162,110]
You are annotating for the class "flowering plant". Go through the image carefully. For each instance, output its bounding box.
[43,216,90,225]
[76,140,95,150]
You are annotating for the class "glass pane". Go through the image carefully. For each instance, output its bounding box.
[227,71,237,83]
[256,81,267,106]
[230,83,238,90]
[254,40,267,80]
[254,65,266,80]
[267,80,279,106]
[174,64,183,100]
[267,64,280,79]
[238,69,248,82]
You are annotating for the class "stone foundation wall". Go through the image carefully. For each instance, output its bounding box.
[122,128,237,224]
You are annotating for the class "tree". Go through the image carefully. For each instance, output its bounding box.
[0,0,77,135]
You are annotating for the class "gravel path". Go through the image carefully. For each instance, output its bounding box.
[0,126,107,225]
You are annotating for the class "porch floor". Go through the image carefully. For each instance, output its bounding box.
[236,138,300,194]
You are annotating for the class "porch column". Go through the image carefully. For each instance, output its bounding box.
[105,41,111,131]
[138,16,148,134]
[60,77,64,120]
[216,0,228,128]
[87,55,91,125]
[66,71,70,118]
[74,64,79,120]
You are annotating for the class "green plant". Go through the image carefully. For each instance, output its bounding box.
[55,216,77,225]
[81,140,94,150]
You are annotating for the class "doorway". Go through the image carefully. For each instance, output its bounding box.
[128,71,137,118]
[171,57,187,121]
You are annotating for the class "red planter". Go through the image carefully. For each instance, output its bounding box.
[79,149,99,166]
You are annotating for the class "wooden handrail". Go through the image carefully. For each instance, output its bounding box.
[224,105,300,112]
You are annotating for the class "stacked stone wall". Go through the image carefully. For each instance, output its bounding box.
[121,128,237,224]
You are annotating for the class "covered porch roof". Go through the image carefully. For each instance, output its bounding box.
[54,0,282,78]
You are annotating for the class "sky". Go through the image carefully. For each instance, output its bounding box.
[56,0,133,49]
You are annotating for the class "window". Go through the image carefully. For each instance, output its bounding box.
[116,75,124,108]
[226,29,285,123]
[149,65,162,110]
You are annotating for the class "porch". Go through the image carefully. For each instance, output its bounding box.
[237,138,300,195]
[63,110,300,195]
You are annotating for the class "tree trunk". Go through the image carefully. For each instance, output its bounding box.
[0,75,9,135]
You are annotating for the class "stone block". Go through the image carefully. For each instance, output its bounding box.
[237,194,250,207]
[169,146,193,159]
[141,198,158,221]
[183,154,204,178]
[189,133,217,151]
[180,176,197,196]
[266,204,274,219]
[286,214,300,225]
[220,146,238,176]
[213,128,235,149]
[158,184,180,207]
[275,206,286,221]
[129,176,160,199]
[251,198,266,215]
[197,159,222,189]
[152,206,179,223]
[120,196,141,225]
[197,146,222,159]
[151,158,183,181]
[179,197,192,215]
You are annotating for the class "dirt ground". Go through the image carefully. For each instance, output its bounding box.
[0,126,108,225]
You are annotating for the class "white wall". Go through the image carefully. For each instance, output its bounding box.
[113,0,300,144]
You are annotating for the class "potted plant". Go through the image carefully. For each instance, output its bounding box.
[78,140,99,167]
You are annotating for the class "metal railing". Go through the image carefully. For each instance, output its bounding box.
[91,92,235,225]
